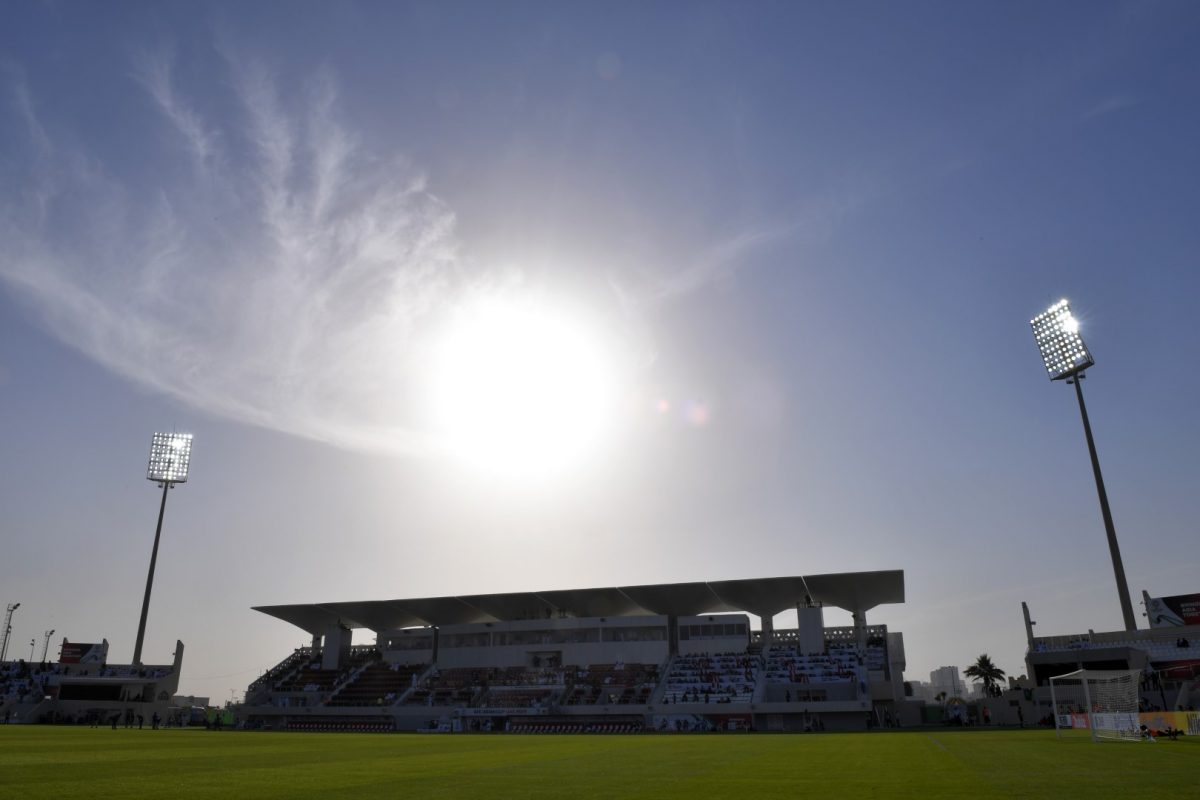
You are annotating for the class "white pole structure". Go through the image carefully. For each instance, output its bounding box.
[1050,678,1061,739]
[1082,672,1097,743]
[133,432,193,665]
[0,603,19,662]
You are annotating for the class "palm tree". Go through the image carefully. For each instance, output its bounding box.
[934,691,947,706]
[964,654,1006,697]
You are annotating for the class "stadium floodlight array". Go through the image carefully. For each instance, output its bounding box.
[1030,299,1094,381]
[147,432,193,484]
[1029,299,1137,633]
[134,432,194,665]
[1049,668,1141,742]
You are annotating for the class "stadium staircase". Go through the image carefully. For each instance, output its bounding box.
[647,655,675,706]
[330,662,370,697]
[393,663,435,705]
[3,696,51,724]
[328,660,426,707]
[245,649,310,705]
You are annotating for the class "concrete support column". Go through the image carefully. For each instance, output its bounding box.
[760,614,774,646]
[796,604,825,656]
[321,624,351,670]
[851,609,867,652]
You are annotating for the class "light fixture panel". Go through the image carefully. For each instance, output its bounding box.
[147,432,193,483]
[1030,299,1094,381]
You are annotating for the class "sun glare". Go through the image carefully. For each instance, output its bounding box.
[428,294,619,478]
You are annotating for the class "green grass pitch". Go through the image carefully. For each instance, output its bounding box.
[1,727,1196,799]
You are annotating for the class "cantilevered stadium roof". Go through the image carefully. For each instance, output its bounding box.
[254,570,904,635]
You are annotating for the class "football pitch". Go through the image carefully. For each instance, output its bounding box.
[1,727,1196,799]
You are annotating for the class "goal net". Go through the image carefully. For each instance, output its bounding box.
[1049,668,1141,742]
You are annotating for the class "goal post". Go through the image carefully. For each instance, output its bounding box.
[1049,668,1141,742]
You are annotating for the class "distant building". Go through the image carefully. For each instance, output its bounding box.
[906,680,934,702]
[929,666,965,699]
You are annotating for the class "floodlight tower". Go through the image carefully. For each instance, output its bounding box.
[0,602,19,662]
[1030,300,1136,632]
[133,432,193,665]
[39,629,55,663]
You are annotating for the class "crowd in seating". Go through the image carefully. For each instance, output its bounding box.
[1,661,53,705]
[765,647,859,685]
[563,663,659,706]
[274,649,375,694]
[1033,636,1200,660]
[404,665,581,708]
[479,688,554,709]
[244,635,905,732]
[1,659,173,707]
[488,666,567,687]
[662,654,757,704]
[249,649,311,691]
[763,638,887,687]
[403,667,489,707]
[836,638,888,671]
[326,661,425,707]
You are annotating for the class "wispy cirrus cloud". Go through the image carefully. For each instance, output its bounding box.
[131,48,219,169]
[1,49,466,454]
[1,46,813,454]
[612,181,871,312]
[1081,94,1139,122]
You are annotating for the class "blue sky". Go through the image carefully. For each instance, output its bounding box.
[2,1,1199,701]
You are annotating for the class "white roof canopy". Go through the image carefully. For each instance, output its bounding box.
[254,570,904,636]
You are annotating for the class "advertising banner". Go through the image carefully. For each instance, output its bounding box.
[58,641,108,664]
[458,708,548,717]
[1147,594,1200,627]
[1152,658,1200,680]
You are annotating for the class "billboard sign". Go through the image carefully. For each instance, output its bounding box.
[59,641,108,664]
[1147,594,1200,628]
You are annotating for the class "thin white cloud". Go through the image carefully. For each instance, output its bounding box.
[11,70,51,157]
[648,226,789,302]
[1,53,468,454]
[615,181,871,311]
[132,48,218,168]
[2,49,802,454]
[1081,94,1139,122]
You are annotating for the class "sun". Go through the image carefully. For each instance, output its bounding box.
[427,292,619,478]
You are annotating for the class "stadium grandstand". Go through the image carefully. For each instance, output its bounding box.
[1005,591,1200,728]
[0,639,184,726]
[955,590,1200,735]
[242,571,912,732]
